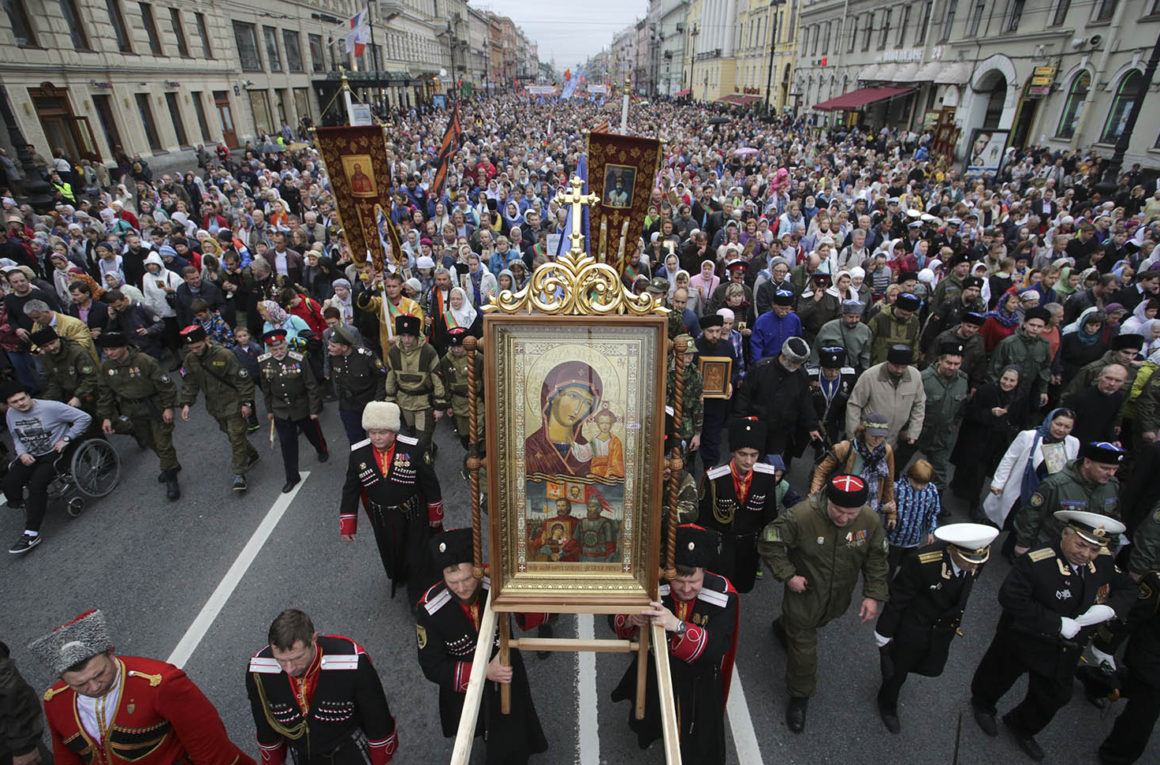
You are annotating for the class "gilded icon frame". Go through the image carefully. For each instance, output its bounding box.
[484,313,667,610]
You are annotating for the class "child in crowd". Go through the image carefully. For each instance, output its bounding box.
[884,459,942,578]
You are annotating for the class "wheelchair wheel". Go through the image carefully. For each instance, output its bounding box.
[70,439,121,498]
[66,496,86,518]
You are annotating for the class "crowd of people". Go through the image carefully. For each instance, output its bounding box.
[2,91,1160,764]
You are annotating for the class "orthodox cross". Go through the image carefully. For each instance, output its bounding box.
[557,175,600,256]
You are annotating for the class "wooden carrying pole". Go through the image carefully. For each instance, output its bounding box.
[651,624,683,764]
[450,588,498,765]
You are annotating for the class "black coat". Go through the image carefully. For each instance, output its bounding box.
[734,356,818,457]
[698,462,781,593]
[993,543,1135,678]
[1095,569,1160,687]
[246,635,397,761]
[416,578,548,764]
[340,434,442,599]
[611,572,739,765]
[876,543,979,676]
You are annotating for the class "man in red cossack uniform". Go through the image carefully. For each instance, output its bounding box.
[611,524,740,765]
[416,528,549,764]
[29,609,252,765]
[340,401,443,607]
[245,609,398,765]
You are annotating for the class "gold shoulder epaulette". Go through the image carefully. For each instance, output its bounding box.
[918,551,944,564]
[128,670,162,687]
[43,685,68,701]
[1028,548,1056,562]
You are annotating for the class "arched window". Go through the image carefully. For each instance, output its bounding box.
[1056,70,1090,139]
[1100,70,1143,144]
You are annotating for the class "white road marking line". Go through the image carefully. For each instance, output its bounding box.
[166,474,310,668]
[726,664,763,765]
[577,613,600,765]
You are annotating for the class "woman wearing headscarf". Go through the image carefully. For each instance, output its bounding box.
[980,291,1022,352]
[982,407,1079,554]
[1121,297,1160,337]
[1060,308,1108,385]
[950,365,1022,515]
[810,412,897,521]
[443,286,481,338]
[257,299,311,350]
[688,259,720,315]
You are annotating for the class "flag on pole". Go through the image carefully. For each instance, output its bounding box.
[431,101,462,200]
[555,153,589,258]
[345,10,370,56]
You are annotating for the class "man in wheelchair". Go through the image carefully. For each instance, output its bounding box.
[2,382,92,554]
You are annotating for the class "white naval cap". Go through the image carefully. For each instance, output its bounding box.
[935,523,1000,563]
[1053,510,1126,546]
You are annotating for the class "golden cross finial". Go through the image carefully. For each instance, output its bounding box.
[555,175,600,256]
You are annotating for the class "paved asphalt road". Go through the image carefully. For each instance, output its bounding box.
[2,399,1156,764]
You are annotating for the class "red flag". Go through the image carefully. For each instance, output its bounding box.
[431,102,461,200]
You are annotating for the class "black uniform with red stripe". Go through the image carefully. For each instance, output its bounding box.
[698,461,781,592]
[415,576,548,764]
[340,434,443,604]
[611,573,740,765]
[245,635,398,765]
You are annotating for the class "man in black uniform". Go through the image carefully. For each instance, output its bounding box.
[340,401,443,605]
[328,325,386,444]
[246,608,398,765]
[970,510,1136,761]
[874,522,1000,733]
[259,329,328,493]
[694,313,737,470]
[416,528,548,764]
[807,346,857,447]
[178,325,260,492]
[699,417,781,593]
[1085,567,1160,764]
[611,524,740,764]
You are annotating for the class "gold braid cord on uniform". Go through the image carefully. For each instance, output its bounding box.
[253,674,309,743]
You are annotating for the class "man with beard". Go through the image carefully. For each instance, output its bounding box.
[384,314,445,455]
[246,609,398,764]
[341,401,443,605]
[416,528,548,764]
[178,325,259,492]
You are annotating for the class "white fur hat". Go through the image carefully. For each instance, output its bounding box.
[362,401,401,432]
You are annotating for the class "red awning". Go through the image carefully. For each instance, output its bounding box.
[674,89,691,97]
[733,95,760,105]
[716,94,741,103]
[812,86,914,111]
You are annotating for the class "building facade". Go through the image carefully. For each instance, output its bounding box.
[0,0,536,172]
[792,0,1160,165]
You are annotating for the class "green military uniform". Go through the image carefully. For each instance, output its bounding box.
[759,492,890,697]
[439,347,484,448]
[666,304,686,340]
[385,337,447,452]
[989,330,1051,417]
[1126,364,1160,449]
[868,305,920,366]
[1128,502,1160,575]
[96,346,179,475]
[41,337,99,412]
[1062,351,1139,399]
[179,341,259,476]
[931,327,987,388]
[665,359,703,445]
[931,274,965,307]
[259,348,328,487]
[1012,460,1121,550]
[908,365,968,489]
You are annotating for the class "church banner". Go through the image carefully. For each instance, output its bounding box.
[586,132,663,274]
[314,125,393,267]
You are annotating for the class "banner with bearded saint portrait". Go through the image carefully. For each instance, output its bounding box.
[314,125,394,268]
[586,131,662,276]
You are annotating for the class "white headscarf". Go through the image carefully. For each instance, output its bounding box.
[447,286,477,329]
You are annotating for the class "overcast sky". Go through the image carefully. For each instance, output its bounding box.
[470,1,643,70]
